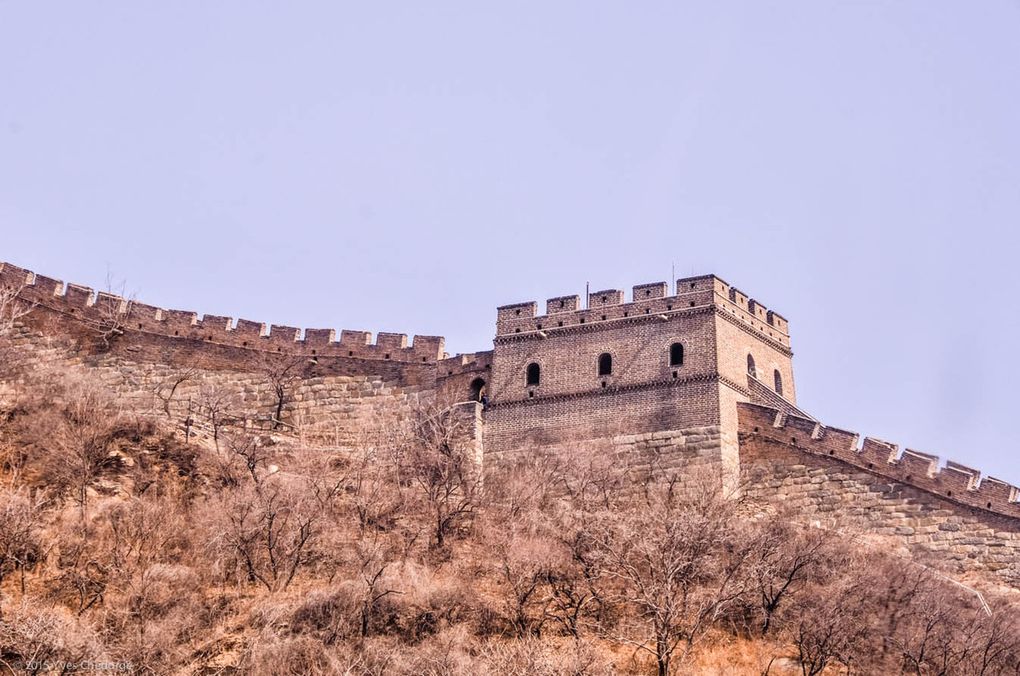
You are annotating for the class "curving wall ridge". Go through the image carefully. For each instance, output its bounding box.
[738,402,1020,519]
[5,258,1017,528]
[0,261,446,363]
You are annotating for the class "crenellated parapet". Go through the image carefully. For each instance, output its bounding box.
[0,261,446,363]
[437,351,493,378]
[738,402,1020,520]
[495,274,790,349]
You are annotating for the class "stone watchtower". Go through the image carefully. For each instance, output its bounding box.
[483,275,804,491]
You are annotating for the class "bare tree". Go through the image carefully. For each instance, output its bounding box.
[83,272,134,350]
[352,535,401,638]
[0,487,45,609]
[151,367,199,420]
[55,534,109,615]
[893,577,984,676]
[405,403,482,550]
[197,382,241,450]
[786,573,873,676]
[43,378,122,517]
[747,518,834,636]
[214,477,317,592]
[348,442,406,534]
[227,430,267,489]
[970,599,1020,676]
[490,528,556,637]
[544,519,609,640]
[0,276,35,385]
[589,477,750,676]
[256,354,307,430]
[0,277,34,337]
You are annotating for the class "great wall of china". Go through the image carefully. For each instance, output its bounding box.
[1,259,1017,587]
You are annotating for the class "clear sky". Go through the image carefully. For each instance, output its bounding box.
[1,3,1018,483]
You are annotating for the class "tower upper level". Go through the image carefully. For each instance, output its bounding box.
[495,274,790,352]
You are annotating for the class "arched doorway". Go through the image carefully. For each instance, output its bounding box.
[469,377,486,402]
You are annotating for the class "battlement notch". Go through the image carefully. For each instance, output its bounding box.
[1,260,448,364]
[495,273,789,347]
[738,402,1020,519]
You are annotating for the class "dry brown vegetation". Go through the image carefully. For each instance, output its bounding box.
[0,356,1018,674]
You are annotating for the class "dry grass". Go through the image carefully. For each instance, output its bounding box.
[0,370,1018,675]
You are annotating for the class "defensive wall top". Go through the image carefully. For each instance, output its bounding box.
[495,274,790,347]
[738,402,1020,521]
[0,261,446,363]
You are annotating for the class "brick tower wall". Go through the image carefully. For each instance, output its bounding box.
[485,275,799,494]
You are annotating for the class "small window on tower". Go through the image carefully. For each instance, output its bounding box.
[669,343,684,366]
[598,353,613,376]
[526,362,541,386]
[774,369,783,396]
[747,354,757,378]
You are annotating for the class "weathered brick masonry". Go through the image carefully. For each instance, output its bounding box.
[739,403,1020,584]
[2,259,1018,585]
[487,275,799,492]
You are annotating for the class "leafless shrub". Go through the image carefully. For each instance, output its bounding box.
[405,403,482,550]
[196,382,242,450]
[209,476,317,592]
[390,563,475,642]
[883,569,1020,676]
[391,626,477,675]
[744,517,836,636]
[0,487,45,605]
[350,534,402,638]
[291,585,363,644]
[51,521,109,615]
[561,448,631,512]
[476,636,615,675]
[1,357,1019,675]
[544,522,609,641]
[0,279,33,336]
[82,272,134,351]
[257,354,308,430]
[968,598,1020,676]
[348,442,407,534]
[783,569,873,676]
[241,635,350,676]
[151,367,198,420]
[21,376,124,516]
[588,472,751,676]
[488,527,558,638]
[0,600,104,673]
[104,563,202,671]
[0,277,34,385]
[483,451,563,523]
[99,496,192,577]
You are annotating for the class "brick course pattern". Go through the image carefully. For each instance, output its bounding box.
[738,402,1020,584]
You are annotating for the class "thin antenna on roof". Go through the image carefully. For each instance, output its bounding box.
[585,281,589,309]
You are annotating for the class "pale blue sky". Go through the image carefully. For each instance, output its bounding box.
[2,3,1018,483]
